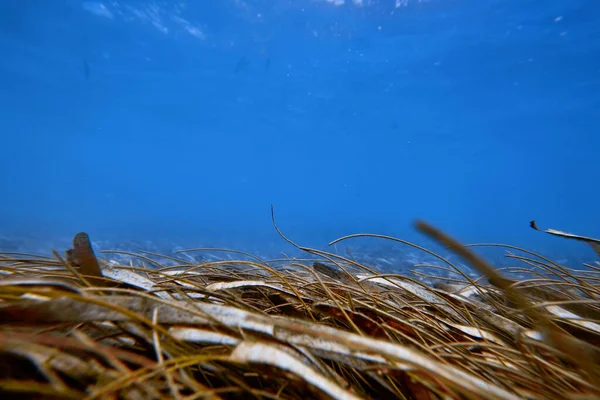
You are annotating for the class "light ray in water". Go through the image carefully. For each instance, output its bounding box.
[81,1,114,19]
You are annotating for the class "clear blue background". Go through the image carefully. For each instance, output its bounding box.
[0,0,598,264]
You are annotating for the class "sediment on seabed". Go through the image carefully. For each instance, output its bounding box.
[0,212,598,400]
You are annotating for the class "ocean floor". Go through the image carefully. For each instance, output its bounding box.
[2,231,593,286]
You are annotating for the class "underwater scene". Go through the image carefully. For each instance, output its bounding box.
[0,1,599,399]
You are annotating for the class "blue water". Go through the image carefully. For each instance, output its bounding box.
[0,0,598,268]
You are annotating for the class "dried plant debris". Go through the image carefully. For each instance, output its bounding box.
[0,221,599,400]
[530,220,600,257]
[65,232,107,287]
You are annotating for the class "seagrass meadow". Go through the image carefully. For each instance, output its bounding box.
[0,211,599,400]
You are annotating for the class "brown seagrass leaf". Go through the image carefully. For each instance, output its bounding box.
[0,277,83,294]
[313,262,351,282]
[101,266,172,299]
[313,303,386,338]
[0,339,112,385]
[530,220,600,246]
[416,220,600,390]
[169,327,240,346]
[530,221,600,257]
[229,340,362,400]
[266,293,306,318]
[205,280,312,302]
[65,232,106,287]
